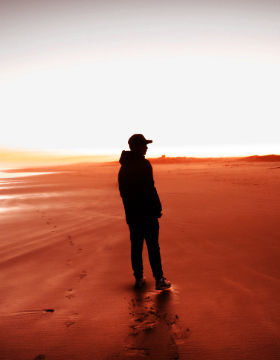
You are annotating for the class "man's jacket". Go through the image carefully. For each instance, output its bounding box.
[118,150,162,224]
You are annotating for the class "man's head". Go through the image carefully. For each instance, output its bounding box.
[128,134,153,156]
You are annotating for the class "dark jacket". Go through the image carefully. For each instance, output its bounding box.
[118,150,162,224]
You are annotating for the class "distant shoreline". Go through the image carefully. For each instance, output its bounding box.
[1,154,279,174]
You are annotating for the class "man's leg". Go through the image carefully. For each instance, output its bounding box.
[128,223,145,280]
[144,218,164,280]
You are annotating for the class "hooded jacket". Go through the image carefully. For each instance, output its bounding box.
[118,150,162,224]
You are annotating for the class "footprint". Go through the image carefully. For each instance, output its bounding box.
[34,355,46,360]
[66,259,73,266]
[65,289,75,300]
[65,321,75,327]
[79,270,87,280]
[163,313,190,344]
[127,297,159,337]
[65,312,79,328]
[67,235,74,246]
[124,346,150,357]
[171,324,190,345]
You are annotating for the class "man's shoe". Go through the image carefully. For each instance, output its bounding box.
[155,277,171,290]
[134,278,146,289]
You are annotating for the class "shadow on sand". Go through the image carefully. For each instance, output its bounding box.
[117,284,190,359]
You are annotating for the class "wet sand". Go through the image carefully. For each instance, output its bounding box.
[0,160,280,360]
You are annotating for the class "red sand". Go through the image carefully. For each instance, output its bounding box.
[0,160,280,360]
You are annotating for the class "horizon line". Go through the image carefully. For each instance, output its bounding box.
[0,146,280,162]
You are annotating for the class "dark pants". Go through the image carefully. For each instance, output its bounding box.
[128,218,163,281]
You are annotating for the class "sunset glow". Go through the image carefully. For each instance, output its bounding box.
[1,0,279,157]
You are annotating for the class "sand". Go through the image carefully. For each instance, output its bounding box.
[0,160,280,360]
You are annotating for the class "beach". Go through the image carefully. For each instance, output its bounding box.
[0,159,280,360]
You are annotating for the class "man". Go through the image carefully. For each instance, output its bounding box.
[118,134,171,290]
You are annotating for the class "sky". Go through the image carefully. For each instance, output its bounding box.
[1,0,279,157]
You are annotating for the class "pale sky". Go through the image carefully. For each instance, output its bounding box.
[1,0,279,157]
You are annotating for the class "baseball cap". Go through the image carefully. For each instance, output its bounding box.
[128,134,153,147]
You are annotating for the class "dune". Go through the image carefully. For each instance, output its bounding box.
[240,154,280,162]
[0,160,279,359]
[149,156,239,164]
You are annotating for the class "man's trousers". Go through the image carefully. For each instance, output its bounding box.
[128,218,163,280]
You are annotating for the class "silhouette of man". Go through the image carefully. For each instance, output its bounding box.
[118,134,171,290]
